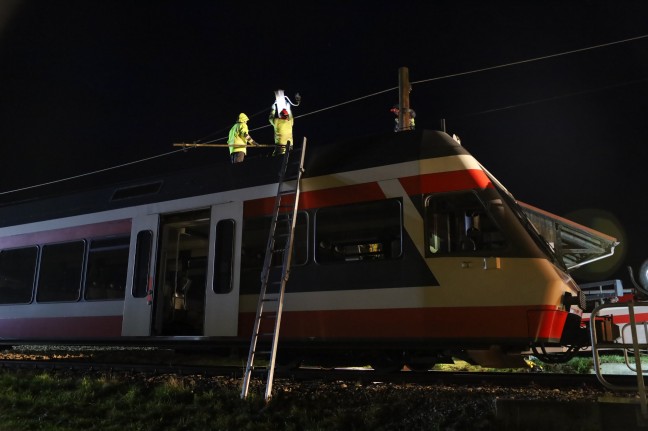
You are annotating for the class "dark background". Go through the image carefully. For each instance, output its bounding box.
[0,1,646,283]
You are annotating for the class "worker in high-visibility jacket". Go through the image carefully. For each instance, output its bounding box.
[228,112,258,163]
[269,107,294,156]
[269,89,301,156]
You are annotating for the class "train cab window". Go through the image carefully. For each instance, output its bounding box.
[213,219,235,294]
[315,199,402,263]
[36,241,85,302]
[424,192,506,256]
[133,230,153,298]
[84,236,130,301]
[0,246,38,304]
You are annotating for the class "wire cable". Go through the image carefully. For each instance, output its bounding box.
[0,148,188,196]
[3,33,647,196]
[450,76,648,119]
[412,34,648,85]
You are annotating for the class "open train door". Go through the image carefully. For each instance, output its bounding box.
[121,213,159,336]
[204,201,243,336]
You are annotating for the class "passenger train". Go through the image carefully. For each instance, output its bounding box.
[0,129,619,369]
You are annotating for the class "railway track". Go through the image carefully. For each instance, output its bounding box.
[0,352,640,392]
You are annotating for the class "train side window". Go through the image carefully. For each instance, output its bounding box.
[84,236,130,301]
[213,219,235,294]
[36,241,85,302]
[0,246,38,304]
[241,211,309,271]
[424,192,506,256]
[133,230,153,298]
[315,199,402,263]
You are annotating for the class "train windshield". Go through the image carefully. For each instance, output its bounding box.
[487,175,564,268]
[424,192,506,255]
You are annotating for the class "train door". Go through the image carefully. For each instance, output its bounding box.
[122,214,159,336]
[204,201,242,336]
[153,208,211,336]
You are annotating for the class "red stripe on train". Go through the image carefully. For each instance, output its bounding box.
[244,183,385,218]
[399,169,493,195]
[239,306,567,342]
[243,169,492,218]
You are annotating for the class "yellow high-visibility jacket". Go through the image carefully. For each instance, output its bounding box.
[228,121,252,154]
[269,116,294,146]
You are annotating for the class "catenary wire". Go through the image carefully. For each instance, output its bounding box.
[0,149,190,195]
[2,33,647,196]
[411,34,648,85]
[450,76,648,119]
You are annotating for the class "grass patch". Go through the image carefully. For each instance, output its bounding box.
[0,370,269,431]
[0,356,633,430]
[0,368,501,431]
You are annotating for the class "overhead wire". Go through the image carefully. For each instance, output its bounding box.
[200,88,397,145]
[411,33,648,85]
[451,76,648,119]
[0,148,190,196]
[2,33,647,197]
[195,106,271,145]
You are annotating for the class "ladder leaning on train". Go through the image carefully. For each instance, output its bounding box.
[240,137,307,402]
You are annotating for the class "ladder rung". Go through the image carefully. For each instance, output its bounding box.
[262,297,279,302]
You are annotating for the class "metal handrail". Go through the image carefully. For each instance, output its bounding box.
[590,301,648,417]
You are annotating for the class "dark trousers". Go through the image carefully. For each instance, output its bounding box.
[272,141,291,157]
[231,151,245,163]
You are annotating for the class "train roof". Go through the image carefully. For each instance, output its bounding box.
[0,129,467,227]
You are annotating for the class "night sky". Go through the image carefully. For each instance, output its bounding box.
[0,1,647,283]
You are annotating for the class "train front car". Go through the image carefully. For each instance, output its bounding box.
[253,130,588,369]
[406,132,587,367]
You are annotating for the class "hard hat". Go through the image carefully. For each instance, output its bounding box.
[279,109,289,119]
[238,113,249,122]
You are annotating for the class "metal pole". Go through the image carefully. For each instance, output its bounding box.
[628,301,648,418]
[173,143,276,148]
[398,67,411,131]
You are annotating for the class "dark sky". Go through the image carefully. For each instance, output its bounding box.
[0,1,647,282]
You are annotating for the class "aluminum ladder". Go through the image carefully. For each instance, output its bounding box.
[240,138,306,401]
